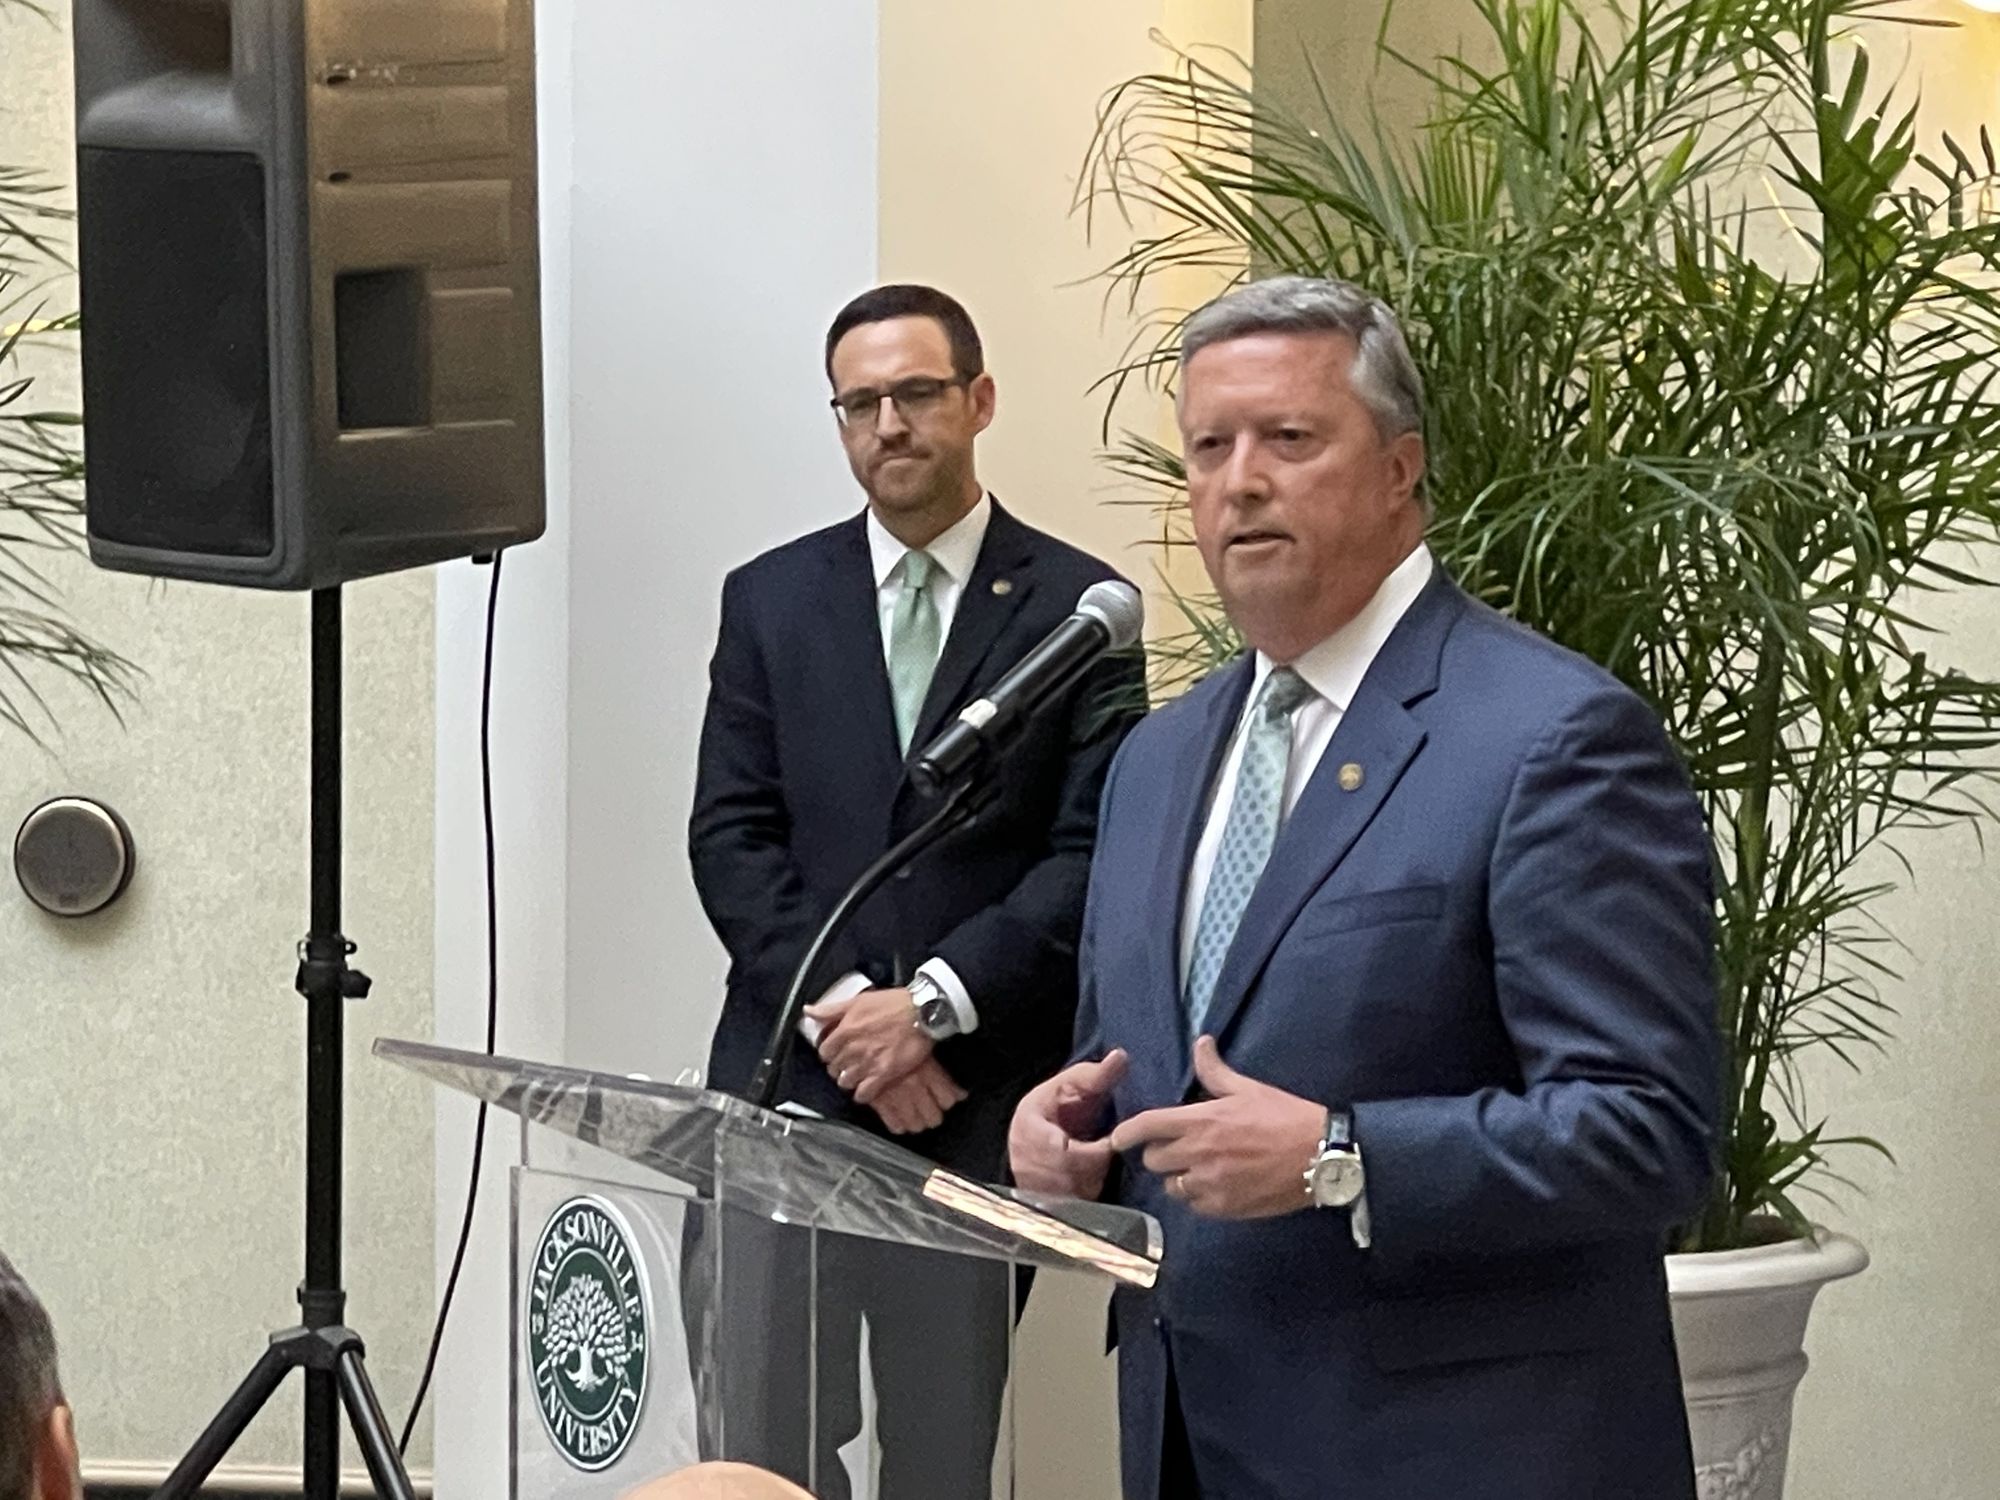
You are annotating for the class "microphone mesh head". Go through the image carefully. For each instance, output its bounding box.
[1076,580,1145,650]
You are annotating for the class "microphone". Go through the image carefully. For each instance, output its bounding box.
[912,579,1144,796]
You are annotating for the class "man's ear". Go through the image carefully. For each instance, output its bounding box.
[35,1402,82,1500]
[1386,429,1427,506]
[969,371,998,436]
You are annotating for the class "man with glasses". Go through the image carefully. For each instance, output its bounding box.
[689,284,1140,1497]
[0,1252,83,1500]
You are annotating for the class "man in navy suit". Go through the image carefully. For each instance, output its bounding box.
[689,285,1138,1497]
[1011,276,1719,1500]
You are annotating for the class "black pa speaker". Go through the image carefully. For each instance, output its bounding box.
[71,0,545,589]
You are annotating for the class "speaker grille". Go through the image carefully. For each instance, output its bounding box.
[79,146,275,558]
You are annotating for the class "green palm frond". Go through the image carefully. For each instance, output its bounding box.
[0,0,139,746]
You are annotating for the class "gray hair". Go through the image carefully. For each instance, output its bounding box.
[1180,275,1427,441]
[0,1252,62,1500]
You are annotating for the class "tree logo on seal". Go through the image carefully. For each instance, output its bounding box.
[527,1195,651,1471]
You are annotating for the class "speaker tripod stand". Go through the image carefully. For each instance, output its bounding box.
[155,587,416,1500]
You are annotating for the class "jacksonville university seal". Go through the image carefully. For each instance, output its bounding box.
[526,1195,652,1471]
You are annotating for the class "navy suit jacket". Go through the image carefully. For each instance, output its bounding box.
[691,500,1139,1178]
[1081,569,1718,1499]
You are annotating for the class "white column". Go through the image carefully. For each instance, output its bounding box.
[429,1,576,1494]
[433,2,880,1492]
[562,0,880,1082]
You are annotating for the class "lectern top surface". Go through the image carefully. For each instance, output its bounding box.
[375,1036,1162,1286]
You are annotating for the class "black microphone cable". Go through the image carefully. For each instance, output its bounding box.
[400,549,505,1456]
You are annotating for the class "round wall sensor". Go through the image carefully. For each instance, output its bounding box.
[13,797,136,917]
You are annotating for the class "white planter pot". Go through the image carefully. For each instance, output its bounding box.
[1666,1229,1869,1500]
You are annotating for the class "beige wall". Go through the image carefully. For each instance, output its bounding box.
[1256,0,1479,139]
[879,0,1251,603]
[0,4,437,1481]
[1789,12,2000,1496]
[878,0,1161,575]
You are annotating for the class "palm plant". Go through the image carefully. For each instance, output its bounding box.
[1083,0,2000,1251]
[1,0,135,744]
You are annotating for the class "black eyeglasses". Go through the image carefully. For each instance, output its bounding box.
[830,375,972,429]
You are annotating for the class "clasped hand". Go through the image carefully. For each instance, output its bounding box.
[807,988,964,1136]
[1011,1036,1326,1220]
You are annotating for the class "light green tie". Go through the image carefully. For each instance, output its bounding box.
[887,550,942,752]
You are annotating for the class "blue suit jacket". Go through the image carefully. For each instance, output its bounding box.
[1081,570,1718,1499]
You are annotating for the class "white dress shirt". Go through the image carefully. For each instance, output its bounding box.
[1177,542,1433,1245]
[866,493,991,667]
[1178,543,1435,983]
[812,495,995,1039]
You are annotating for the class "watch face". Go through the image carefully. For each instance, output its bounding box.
[919,997,954,1032]
[1311,1153,1363,1209]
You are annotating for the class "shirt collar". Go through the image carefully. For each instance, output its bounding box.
[1249,543,1434,714]
[866,493,994,590]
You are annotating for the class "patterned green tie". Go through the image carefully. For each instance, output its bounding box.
[887,550,942,752]
[1183,666,1316,1035]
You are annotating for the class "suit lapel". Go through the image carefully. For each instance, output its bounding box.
[824,514,905,777]
[1191,573,1469,1057]
[904,499,1038,757]
[1143,657,1254,1076]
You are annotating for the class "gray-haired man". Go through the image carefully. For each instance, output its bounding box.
[1012,275,1716,1498]
[0,1252,82,1500]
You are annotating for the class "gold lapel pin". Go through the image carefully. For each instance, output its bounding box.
[1338,762,1365,792]
[991,578,1014,597]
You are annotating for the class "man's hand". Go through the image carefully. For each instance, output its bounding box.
[1008,1049,1129,1201]
[871,1057,968,1135]
[808,987,932,1102]
[1109,1037,1325,1219]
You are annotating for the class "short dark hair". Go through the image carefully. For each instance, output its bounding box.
[824,284,985,385]
[0,1252,62,1500]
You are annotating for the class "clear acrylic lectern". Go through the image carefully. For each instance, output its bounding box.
[375,1038,1160,1499]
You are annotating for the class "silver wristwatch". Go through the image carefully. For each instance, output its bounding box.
[1305,1108,1364,1210]
[909,972,960,1041]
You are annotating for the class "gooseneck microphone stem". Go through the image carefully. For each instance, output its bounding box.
[749,776,993,1110]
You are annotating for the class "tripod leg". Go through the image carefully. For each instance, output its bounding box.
[305,1368,341,1500]
[152,1343,297,1500]
[335,1347,419,1500]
